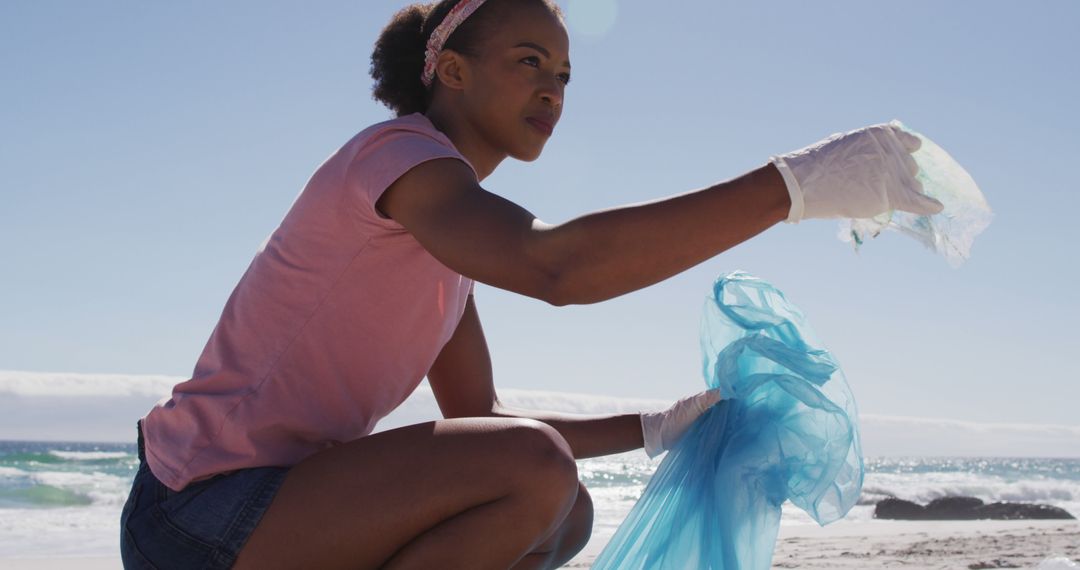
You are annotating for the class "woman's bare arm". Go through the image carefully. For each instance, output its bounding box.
[378,159,790,305]
[489,405,644,460]
[538,162,789,304]
[428,295,646,459]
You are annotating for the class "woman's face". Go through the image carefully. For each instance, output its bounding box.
[459,3,571,162]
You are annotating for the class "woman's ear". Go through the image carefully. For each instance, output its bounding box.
[434,50,469,91]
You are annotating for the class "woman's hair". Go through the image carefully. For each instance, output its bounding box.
[370,0,564,117]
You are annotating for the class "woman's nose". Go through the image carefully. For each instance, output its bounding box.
[539,77,563,108]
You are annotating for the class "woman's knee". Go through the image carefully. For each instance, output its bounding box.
[501,419,579,509]
[506,419,576,473]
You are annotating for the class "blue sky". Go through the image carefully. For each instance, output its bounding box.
[2,1,1077,425]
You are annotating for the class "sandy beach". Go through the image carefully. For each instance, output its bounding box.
[560,519,1079,569]
[5,520,1072,569]
[770,520,1079,569]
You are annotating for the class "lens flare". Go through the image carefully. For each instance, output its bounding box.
[567,0,617,37]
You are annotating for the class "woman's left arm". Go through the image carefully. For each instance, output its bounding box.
[427,294,644,460]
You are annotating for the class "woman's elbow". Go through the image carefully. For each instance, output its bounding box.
[539,271,573,307]
[545,287,572,307]
[544,270,608,307]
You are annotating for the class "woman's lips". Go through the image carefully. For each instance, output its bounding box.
[526,117,554,136]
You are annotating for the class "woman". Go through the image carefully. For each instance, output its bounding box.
[120,1,941,568]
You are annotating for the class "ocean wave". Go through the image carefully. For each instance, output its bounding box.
[31,470,106,488]
[861,471,1080,505]
[47,450,129,461]
[0,452,64,465]
[0,466,28,476]
[0,484,94,508]
[0,467,133,509]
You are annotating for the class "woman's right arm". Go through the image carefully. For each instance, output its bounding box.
[377,158,789,306]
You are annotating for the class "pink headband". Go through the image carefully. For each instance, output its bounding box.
[421,0,489,88]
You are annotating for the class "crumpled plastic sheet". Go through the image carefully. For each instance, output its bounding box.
[840,120,993,267]
[593,272,864,570]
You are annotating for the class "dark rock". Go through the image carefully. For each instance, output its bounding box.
[875,495,1076,520]
[874,498,926,519]
[976,502,1075,520]
[923,496,985,520]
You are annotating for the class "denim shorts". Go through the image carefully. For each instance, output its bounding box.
[119,420,290,569]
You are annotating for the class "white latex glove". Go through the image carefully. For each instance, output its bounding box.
[770,121,945,223]
[640,388,723,459]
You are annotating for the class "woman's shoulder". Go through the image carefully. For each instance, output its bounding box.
[354,112,452,150]
[346,112,475,177]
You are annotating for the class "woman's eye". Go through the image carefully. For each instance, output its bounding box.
[521,56,570,85]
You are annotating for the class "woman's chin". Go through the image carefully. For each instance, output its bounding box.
[512,143,547,163]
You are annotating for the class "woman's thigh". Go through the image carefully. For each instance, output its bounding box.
[234,416,580,569]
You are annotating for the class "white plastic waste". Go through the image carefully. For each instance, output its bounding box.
[840,120,993,267]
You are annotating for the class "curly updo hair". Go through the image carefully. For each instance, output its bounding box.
[371,0,564,117]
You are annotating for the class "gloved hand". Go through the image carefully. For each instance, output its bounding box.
[770,121,945,223]
[640,388,723,459]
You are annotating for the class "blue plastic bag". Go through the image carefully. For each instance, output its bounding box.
[593,272,864,569]
[840,120,993,267]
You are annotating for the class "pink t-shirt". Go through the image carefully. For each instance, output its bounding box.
[142,113,476,492]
